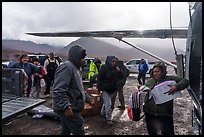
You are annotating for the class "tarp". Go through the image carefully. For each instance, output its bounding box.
[27,105,59,120]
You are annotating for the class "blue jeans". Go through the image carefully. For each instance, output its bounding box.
[101,91,116,120]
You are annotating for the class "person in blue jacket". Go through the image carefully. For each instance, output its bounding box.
[10,54,40,97]
[137,59,149,85]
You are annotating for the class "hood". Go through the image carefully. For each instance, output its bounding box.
[117,60,124,69]
[68,45,86,68]
[141,59,146,64]
[93,58,101,64]
[152,62,167,80]
[105,55,115,68]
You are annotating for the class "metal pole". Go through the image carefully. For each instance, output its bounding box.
[116,38,177,68]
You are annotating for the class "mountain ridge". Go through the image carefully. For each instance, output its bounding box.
[2,38,184,62]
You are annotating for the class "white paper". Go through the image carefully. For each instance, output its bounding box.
[150,80,182,104]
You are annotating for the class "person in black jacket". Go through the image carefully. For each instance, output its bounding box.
[43,52,59,97]
[97,55,122,125]
[111,60,130,110]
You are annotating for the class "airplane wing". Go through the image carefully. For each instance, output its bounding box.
[26,29,187,39]
[26,28,187,69]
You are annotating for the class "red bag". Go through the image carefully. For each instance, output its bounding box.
[127,104,133,120]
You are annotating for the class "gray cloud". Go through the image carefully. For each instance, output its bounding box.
[2,2,190,48]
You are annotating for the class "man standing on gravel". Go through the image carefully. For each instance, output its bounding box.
[97,55,122,125]
[137,59,148,85]
[52,45,94,135]
[111,59,130,110]
[43,52,59,97]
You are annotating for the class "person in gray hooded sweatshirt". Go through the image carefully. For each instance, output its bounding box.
[52,45,94,135]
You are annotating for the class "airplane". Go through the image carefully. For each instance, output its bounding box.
[26,2,202,135]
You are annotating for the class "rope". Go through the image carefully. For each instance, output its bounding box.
[169,2,177,56]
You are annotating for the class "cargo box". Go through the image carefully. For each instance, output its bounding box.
[81,91,103,117]
[2,68,24,97]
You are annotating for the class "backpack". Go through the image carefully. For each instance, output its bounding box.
[127,90,144,121]
[46,59,58,75]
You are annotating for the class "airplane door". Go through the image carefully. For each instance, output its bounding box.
[185,2,202,135]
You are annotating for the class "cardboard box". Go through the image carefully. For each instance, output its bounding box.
[86,88,100,95]
[81,93,103,117]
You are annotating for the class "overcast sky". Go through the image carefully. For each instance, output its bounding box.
[2,2,190,50]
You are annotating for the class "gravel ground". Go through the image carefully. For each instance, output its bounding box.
[2,67,196,135]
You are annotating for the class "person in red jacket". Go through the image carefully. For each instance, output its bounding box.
[32,58,45,98]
